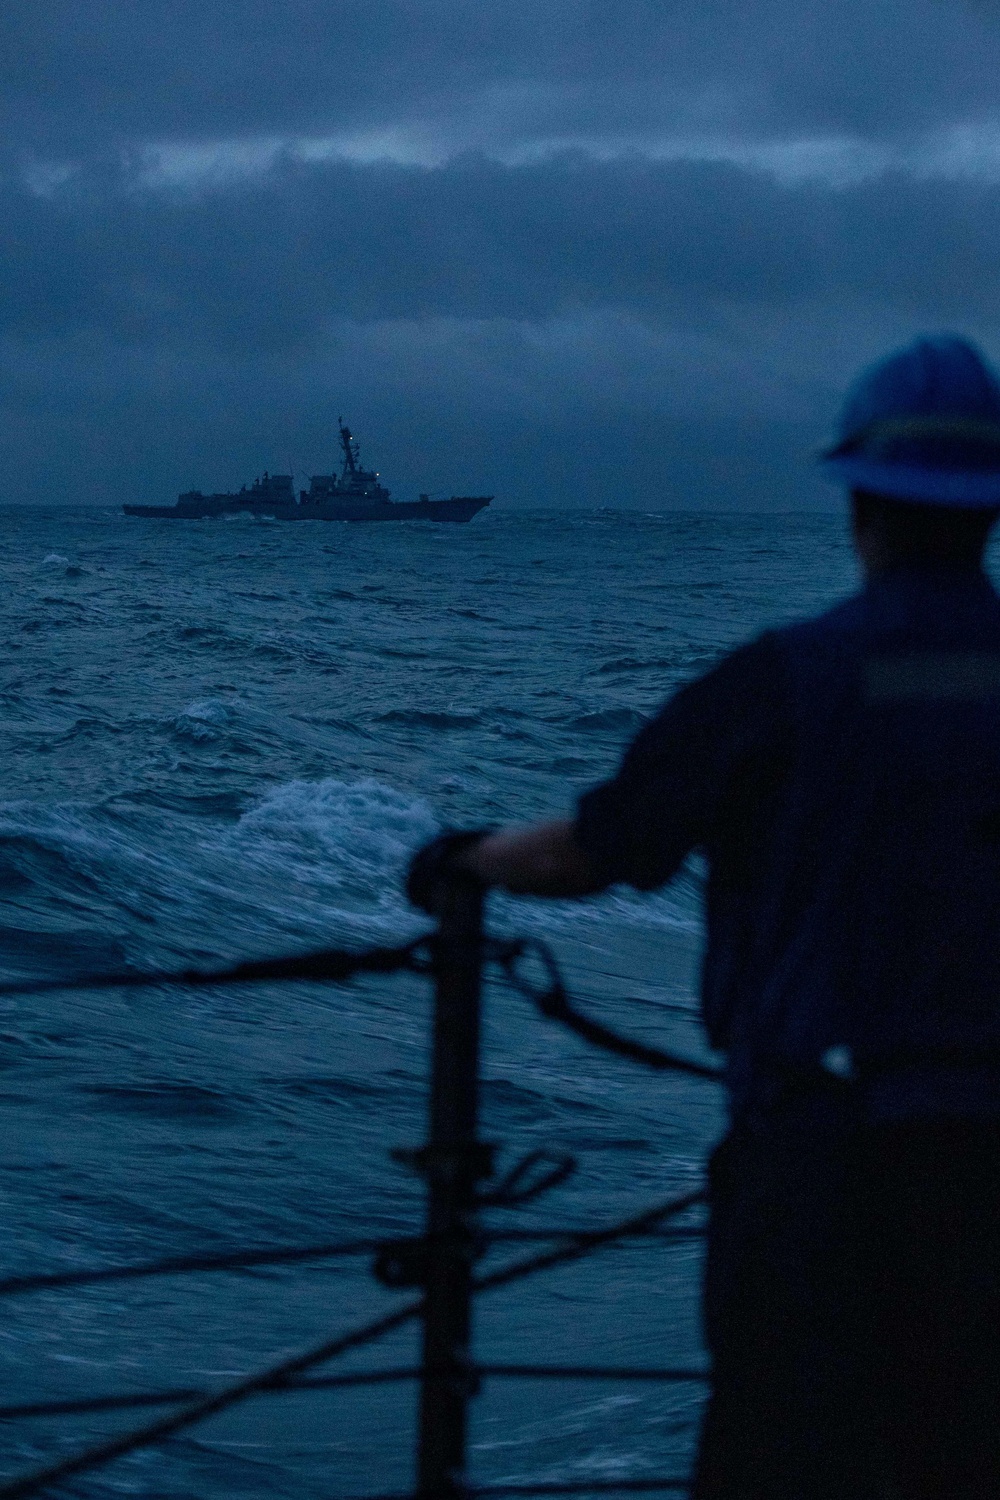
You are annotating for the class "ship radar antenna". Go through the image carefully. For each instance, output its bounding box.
[338,417,360,478]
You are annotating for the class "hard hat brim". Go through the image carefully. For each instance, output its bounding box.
[820,454,1000,507]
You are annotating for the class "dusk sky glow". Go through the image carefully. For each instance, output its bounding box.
[4,0,1000,508]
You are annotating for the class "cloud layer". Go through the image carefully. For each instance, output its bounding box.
[5,0,1000,152]
[2,0,1000,507]
[9,153,1000,344]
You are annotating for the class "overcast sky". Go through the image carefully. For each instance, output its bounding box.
[4,0,1000,508]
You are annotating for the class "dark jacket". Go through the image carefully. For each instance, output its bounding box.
[576,567,1000,1122]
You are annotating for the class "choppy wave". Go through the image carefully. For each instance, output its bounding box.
[0,507,857,1496]
[564,707,651,733]
[0,776,442,974]
[0,771,700,983]
[377,708,483,729]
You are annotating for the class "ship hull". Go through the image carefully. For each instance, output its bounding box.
[123,495,492,523]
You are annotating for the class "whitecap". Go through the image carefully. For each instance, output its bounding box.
[171,699,233,742]
[221,775,439,928]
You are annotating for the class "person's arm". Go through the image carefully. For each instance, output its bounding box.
[455,817,607,897]
[408,637,784,913]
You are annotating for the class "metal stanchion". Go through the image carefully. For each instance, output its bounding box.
[416,874,490,1499]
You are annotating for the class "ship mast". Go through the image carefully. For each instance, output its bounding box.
[338,419,360,480]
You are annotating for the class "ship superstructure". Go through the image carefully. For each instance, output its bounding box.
[124,422,492,523]
[301,422,391,506]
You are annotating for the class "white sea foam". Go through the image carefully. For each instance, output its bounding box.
[0,774,700,977]
[0,777,440,965]
[219,775,440,919]
[217,776,702,943]
[222,776,702,940]
[0,509,825,1488]
[188,774,440,945]
[172,699,233,741]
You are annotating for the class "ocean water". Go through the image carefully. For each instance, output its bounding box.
[0,506,859,1496]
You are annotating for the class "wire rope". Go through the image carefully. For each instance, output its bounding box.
[0,1189,703,1498]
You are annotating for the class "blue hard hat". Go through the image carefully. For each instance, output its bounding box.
[820,335,1000,506]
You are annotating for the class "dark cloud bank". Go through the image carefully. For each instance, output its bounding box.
[3,0,998,148]
[2,0,1000,508]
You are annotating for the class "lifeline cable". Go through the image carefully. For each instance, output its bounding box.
[0,1220,705,1299]
[0,1300,422,1500]
[329,1481,692,1498]
[474,1189,704,1298]
[0,934,722,1083]
[0,936,432,1000]
[0,926,717,1494]
[455,1483,692,1496]
[0,1365,709,1422]
[495,938,723,1081]
[0,1188,703,1499]
[0,936,721,1083]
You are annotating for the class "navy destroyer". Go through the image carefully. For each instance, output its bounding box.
[124,422,492,523]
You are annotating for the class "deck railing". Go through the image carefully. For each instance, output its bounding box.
[0,875,721,1499]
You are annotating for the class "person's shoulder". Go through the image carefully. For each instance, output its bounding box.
[694,618,799,675]
[680,596,870,725]
[694,594,865,685]
[770,591,868,651]
[637,598,868,746]
[649,629,788,735]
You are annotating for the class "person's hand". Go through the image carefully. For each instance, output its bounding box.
[405,829,494,913]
